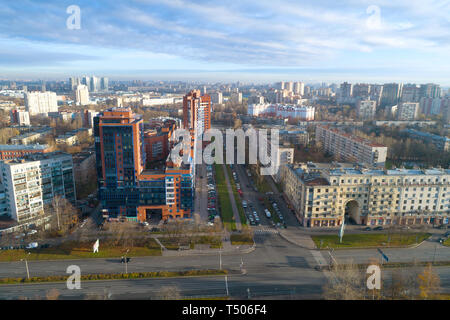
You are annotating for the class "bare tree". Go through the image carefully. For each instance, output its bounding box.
[323,262,366,300]
[51,195,78,234]
[418,263,441,299]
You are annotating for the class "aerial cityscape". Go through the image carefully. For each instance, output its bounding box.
[0,0,449,309]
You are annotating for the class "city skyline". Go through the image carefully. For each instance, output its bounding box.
[0,0,449,85]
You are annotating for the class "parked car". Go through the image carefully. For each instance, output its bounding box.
[373,226,383,231]
[26,242,38,249]
[363,227,372,231]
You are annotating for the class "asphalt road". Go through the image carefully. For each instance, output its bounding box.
[0,231,325,299]
[194,163,209,221]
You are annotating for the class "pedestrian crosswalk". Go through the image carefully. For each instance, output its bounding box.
[254,227,279,234]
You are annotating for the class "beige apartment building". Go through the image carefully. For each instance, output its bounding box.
[281,163,450,228]
[315,125,387,167]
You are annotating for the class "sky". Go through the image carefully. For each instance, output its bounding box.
[0,0,449,85]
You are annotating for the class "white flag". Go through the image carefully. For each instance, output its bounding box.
[339,220,345,243]
[93,239,99,253]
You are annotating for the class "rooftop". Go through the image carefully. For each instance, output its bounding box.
[0,144,49,151]
[318,125,386,148]
[1,152,71,164]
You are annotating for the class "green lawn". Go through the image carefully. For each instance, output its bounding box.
[214,163,236,231]
[444,238,450,247]
[226,165,247,226]
[159,236,222,250]
[0,238,162,262]
[0,269,228,285]
[230,233,254,245]
[312,233,431,249]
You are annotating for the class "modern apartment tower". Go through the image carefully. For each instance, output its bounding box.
[95,94,202,222]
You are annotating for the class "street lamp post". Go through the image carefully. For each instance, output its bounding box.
[124,249,130,274]
[21,252,31,280]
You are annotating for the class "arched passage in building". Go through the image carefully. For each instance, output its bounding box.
[345,200,360,224]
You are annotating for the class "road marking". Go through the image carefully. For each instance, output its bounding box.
[254,228,279,234]
[310,250,333,279]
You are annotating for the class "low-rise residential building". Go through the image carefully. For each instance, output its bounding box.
[248,103,315,120]
[281,163,450,228]
[0,152,76,223]
[280,130,309,146]
[10,127,53,145]
[56,134,78,146]
[11,132,44,145]
[315,125,387,167]
[404,129,450,151]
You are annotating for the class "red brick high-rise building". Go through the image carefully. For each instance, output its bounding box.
[183,90,211,156]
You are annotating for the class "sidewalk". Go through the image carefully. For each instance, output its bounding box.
[222,163,242,231]
[278,227,317,250]
[161,243,255,257]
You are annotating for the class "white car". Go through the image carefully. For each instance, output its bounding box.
[26,242,38,249]
[27,230,37,235]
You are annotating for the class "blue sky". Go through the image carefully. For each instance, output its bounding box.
[0,0,449,84]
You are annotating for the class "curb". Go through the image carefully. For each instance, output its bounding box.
[162,244,256,257]
[312,237,432,251]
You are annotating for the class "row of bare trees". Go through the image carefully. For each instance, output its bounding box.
[323,261,441,300]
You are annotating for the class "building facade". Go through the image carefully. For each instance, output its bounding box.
[0,144,51,160]
[75,84,90,106]
[10,109,30,126]
[248,103,315,120]
[0,153,76,223]
[315,125,387,166]
[397,102,420,120]
[281,163,450,228]
[357,100,377,120]
[24,91,58,115]
[94,104,197,222]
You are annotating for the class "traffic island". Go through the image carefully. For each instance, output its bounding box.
[0,269,229,285]
[312,233,431,249]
